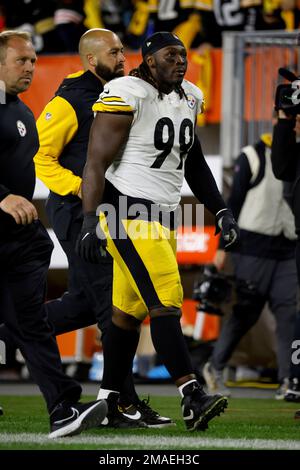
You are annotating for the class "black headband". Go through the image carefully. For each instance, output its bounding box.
[141,32,185,59]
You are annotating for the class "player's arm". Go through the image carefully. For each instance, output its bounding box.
[82,112,133,213]
[184,134,226,215]
[185,134,239,249]
[34,96,82,196]
[227,152,252,221]
[216,152,251,252]
[76,112,132,263]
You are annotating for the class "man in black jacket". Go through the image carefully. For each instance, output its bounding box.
[0,30,107,438]
[203,128,297,399]
[33,28,171,428]
[271,109,300,417]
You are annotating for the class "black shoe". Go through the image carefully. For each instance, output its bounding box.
[284,378,300,403]
[99,393,147,429]
[0,405,3,416]
[181,383,228,431]
[135,397,174,428]
[49,399,107,438]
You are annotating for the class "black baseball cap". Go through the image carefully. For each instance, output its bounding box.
[141,32,185,59]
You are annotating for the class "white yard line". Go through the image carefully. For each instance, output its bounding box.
[0,433,300,450]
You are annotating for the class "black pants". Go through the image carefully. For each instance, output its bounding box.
[290,182,300,379]
[45,193,112,336]
[212,254,297,381]
[0,221,81,413]
[44,193,138,403]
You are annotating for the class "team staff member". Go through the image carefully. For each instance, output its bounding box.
[77,32,239,431]
[204,126,297,399]
[271,110,300,418]
[0,30,107,438]
[33,28,171,428]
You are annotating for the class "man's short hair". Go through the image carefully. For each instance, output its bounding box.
[0,31,32,63]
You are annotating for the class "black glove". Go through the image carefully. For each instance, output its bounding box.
[215,208,240,250]
[75,212,107,263]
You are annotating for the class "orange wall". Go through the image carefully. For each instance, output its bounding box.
[20,50,222,123]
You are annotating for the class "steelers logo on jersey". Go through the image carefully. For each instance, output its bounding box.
[16,120,26,137]
[186,93,196,109]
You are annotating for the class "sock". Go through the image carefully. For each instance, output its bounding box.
[97,388,119,400]
[150,315,194,381]
[119,371,140,406]
[178,379,198,397]
[102,322,140,406]
[101,321,140,392]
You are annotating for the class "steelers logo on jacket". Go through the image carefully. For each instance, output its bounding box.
[17,120,26,137]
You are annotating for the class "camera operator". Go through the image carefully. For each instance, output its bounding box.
[203,113,298,400]
[271,95,300,414]
[272,111,300,256]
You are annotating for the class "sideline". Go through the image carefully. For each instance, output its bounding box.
[0,433,300,450]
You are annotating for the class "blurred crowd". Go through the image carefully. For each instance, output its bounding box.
[0,0,299,54]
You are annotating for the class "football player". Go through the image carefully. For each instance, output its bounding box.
[77,31,239,430]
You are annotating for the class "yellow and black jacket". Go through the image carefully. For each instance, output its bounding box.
[35,70,103,197]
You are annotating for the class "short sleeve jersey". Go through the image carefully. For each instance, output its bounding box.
[93,76,203,210]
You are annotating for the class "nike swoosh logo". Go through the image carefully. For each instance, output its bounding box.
[81,233,90,241]
[182,408,194,421]
[122,410,142,420]
[103,90,109,94]
[53,407,79,425]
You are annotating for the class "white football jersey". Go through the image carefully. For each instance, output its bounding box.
[93,76,203,211]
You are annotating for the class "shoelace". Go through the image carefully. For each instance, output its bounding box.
[137,397,159,418]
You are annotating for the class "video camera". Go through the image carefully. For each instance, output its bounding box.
[192,264,259,316]
[275,67,300,116]
[192,264,232,316]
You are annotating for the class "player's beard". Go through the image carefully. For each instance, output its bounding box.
[95,62,124,81]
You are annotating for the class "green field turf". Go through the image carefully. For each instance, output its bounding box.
[0,395,300,450]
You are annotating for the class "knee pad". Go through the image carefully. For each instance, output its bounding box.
[149,306,182,319]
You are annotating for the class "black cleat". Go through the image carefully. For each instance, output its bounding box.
[135,397,175,428]
[284,378,300,403]
[49,399,107,438]
[0,405,3,416]
[99,393,147,429]
[181,383,228,431]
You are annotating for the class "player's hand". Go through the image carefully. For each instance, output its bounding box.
[0,194,38,225]
[215,208,240,250]
[75,212,107,263]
